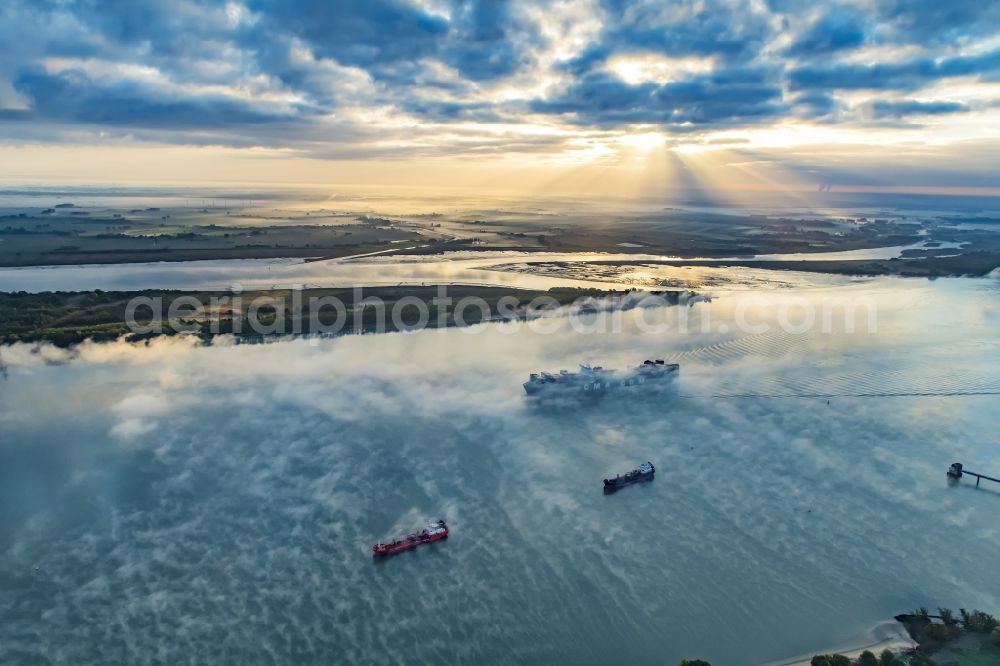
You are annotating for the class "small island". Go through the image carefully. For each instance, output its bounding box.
[0,286,693,347]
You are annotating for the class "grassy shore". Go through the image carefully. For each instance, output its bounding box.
[0,206,931,267]
[0,286,683,347]
[583,252,1000,278]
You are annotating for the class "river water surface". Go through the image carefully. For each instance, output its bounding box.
[1,272,999,665]
[0,241,947,293]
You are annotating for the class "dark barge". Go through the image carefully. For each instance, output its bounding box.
[604,462,655,493]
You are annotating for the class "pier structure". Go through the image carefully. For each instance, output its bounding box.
[947,462,1000,488]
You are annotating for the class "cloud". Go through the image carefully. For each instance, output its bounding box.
[532,68,785,128]
[788,49,1000,92]
[244,0,450,76]
[13,67,299,128]
[786,12,869,56]
[874,0,1000,43]
[594,0,775,62]
[0,0,998,160]
[869,99,969,119]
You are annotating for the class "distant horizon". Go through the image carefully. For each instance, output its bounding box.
[3,179,1000,208]
[2,147,1000,200]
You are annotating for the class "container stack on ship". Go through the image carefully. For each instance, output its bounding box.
[524,359,679,397]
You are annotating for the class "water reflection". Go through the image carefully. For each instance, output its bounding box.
[0,241,945,293]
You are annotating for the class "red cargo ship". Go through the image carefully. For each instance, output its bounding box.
[372,520,448,557]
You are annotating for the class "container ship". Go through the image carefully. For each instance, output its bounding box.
[524,359,679,396]
[372,520,448,557]
[604,462,655,493]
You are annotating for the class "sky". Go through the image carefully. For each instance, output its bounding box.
[1,0,999,196]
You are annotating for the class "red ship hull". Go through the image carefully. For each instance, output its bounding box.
[372,520,448,557]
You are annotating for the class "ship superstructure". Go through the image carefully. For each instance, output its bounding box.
[604,462,655,493]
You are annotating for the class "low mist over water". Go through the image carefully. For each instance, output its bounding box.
[2,276,999,664]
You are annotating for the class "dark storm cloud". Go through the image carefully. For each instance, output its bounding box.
[0,0,996,153]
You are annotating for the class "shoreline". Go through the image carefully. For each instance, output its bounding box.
[762,620,917,666]
[580,255,1000,278]
[0,285,690,347]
